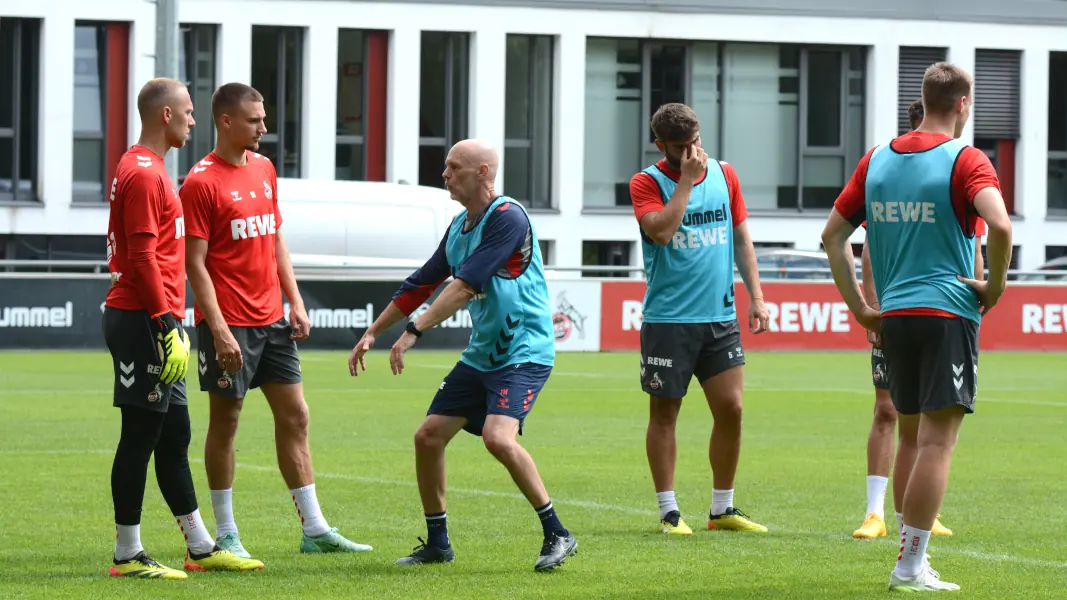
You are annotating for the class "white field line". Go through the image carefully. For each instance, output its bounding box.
[2,448,1064,570]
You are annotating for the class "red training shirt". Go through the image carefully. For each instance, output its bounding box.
[179,151,284,327]
[834,131,1001,318]
[630,159,749,230]
[105,145,187,320]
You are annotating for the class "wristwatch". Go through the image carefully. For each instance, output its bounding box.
[405,321,423,338]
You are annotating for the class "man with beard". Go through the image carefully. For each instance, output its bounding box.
[627,103,770,538]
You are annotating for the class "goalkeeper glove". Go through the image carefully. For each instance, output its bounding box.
[151,312,190,385]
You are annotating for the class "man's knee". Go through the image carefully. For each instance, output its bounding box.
[208,394,243,437]
[873,390,897,429]
[157,405,192,456]
[277,399,310,437]
[482,418,520,459]
[649,397,682,427]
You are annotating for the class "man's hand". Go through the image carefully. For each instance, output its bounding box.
[867,329,881,346]
[855,306,881,334]
[213,326,243,374]
[680,144,708,184]
[349,331,376,376]
[289,302,311,340]
[151,313,190,385]
[389,331,418,375]
[748,297,769,334]
[957,274,1006,315]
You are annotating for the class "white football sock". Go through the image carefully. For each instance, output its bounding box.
[210,489,238,538]
[291,484,330,537]
[177,509,217,555]
[656,490,679,519]
[895,512,904,537]
[894,524,932,578]
[115,524,143,561]
[711,488,734,516]
[866,476,889,518]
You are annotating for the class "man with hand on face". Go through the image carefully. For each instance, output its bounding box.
[628,102,770,537]
[181,82,372,561]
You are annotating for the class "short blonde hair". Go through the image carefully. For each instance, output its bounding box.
[922,62,973,114]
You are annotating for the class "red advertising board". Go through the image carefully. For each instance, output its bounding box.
[599,281,1067,352]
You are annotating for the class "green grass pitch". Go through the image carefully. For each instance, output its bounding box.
[0,349,1064,599]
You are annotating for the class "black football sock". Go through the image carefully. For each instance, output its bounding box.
[425,512,449,548]
[535,501,568,538]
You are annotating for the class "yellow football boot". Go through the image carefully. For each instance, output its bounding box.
[659,510,693,535]
[853,512,888,539]
[183,547,264,572]
[109,552,187,580]
[931,514,953,536]
[707,507,768,533]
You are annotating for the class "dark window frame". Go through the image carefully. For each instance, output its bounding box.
[504,34,555,210]
[252,25,304,178]
[0,18,40,203]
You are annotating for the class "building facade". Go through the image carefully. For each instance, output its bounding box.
[2,0,1067,271]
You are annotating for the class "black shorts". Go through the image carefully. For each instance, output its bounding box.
[639,321,745,399]
[428,361,552,437]
[102,306,189,413]
[880,315,979,415]
[196,318,302,399]
[871,346,889,390]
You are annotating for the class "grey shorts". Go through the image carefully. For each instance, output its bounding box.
[102,306,189,412]
[196,318,302,399]
[880,316,979,415]
[639,320,745,399]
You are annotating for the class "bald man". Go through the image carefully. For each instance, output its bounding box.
[104,78,264,580]
[350,139,578,572]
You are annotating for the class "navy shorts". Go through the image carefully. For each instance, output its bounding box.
[428,361,552,436]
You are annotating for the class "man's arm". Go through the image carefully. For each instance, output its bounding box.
[973,188,1012,290]
[861,234,878,309]
[179,178,227,334]
[822,210,870,319]
[823,151,878,328]
[413,203,528,332]
[974,241,985,281]
[634,173,693,246]
[186,237,228,334]
[365,231,452,337]
[275,230,303,309]
[732,221,763,301]
[123,174,171,319]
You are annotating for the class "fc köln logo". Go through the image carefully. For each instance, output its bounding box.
[263,180,273,200]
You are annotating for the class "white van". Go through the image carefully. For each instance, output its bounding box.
[275,179,463,278]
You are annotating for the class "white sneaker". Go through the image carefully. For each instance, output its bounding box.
[888,562,960,592]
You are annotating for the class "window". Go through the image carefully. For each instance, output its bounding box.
[897,47,947,133]
[974,49,1020,214]
[178,24,217,182]
[582,240,633,278]
[0,234,107,273]
[251,26,303,177]
[583,39,865,211]
[419,32,469,188]
[336,29,389,182]
[538,239,553,266]
[1049,52,1067,215]
[505,35,554,210]
[73,21,124,202]
[0,18,40,202]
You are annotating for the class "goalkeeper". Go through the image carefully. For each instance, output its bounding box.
[103,78,262,580]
